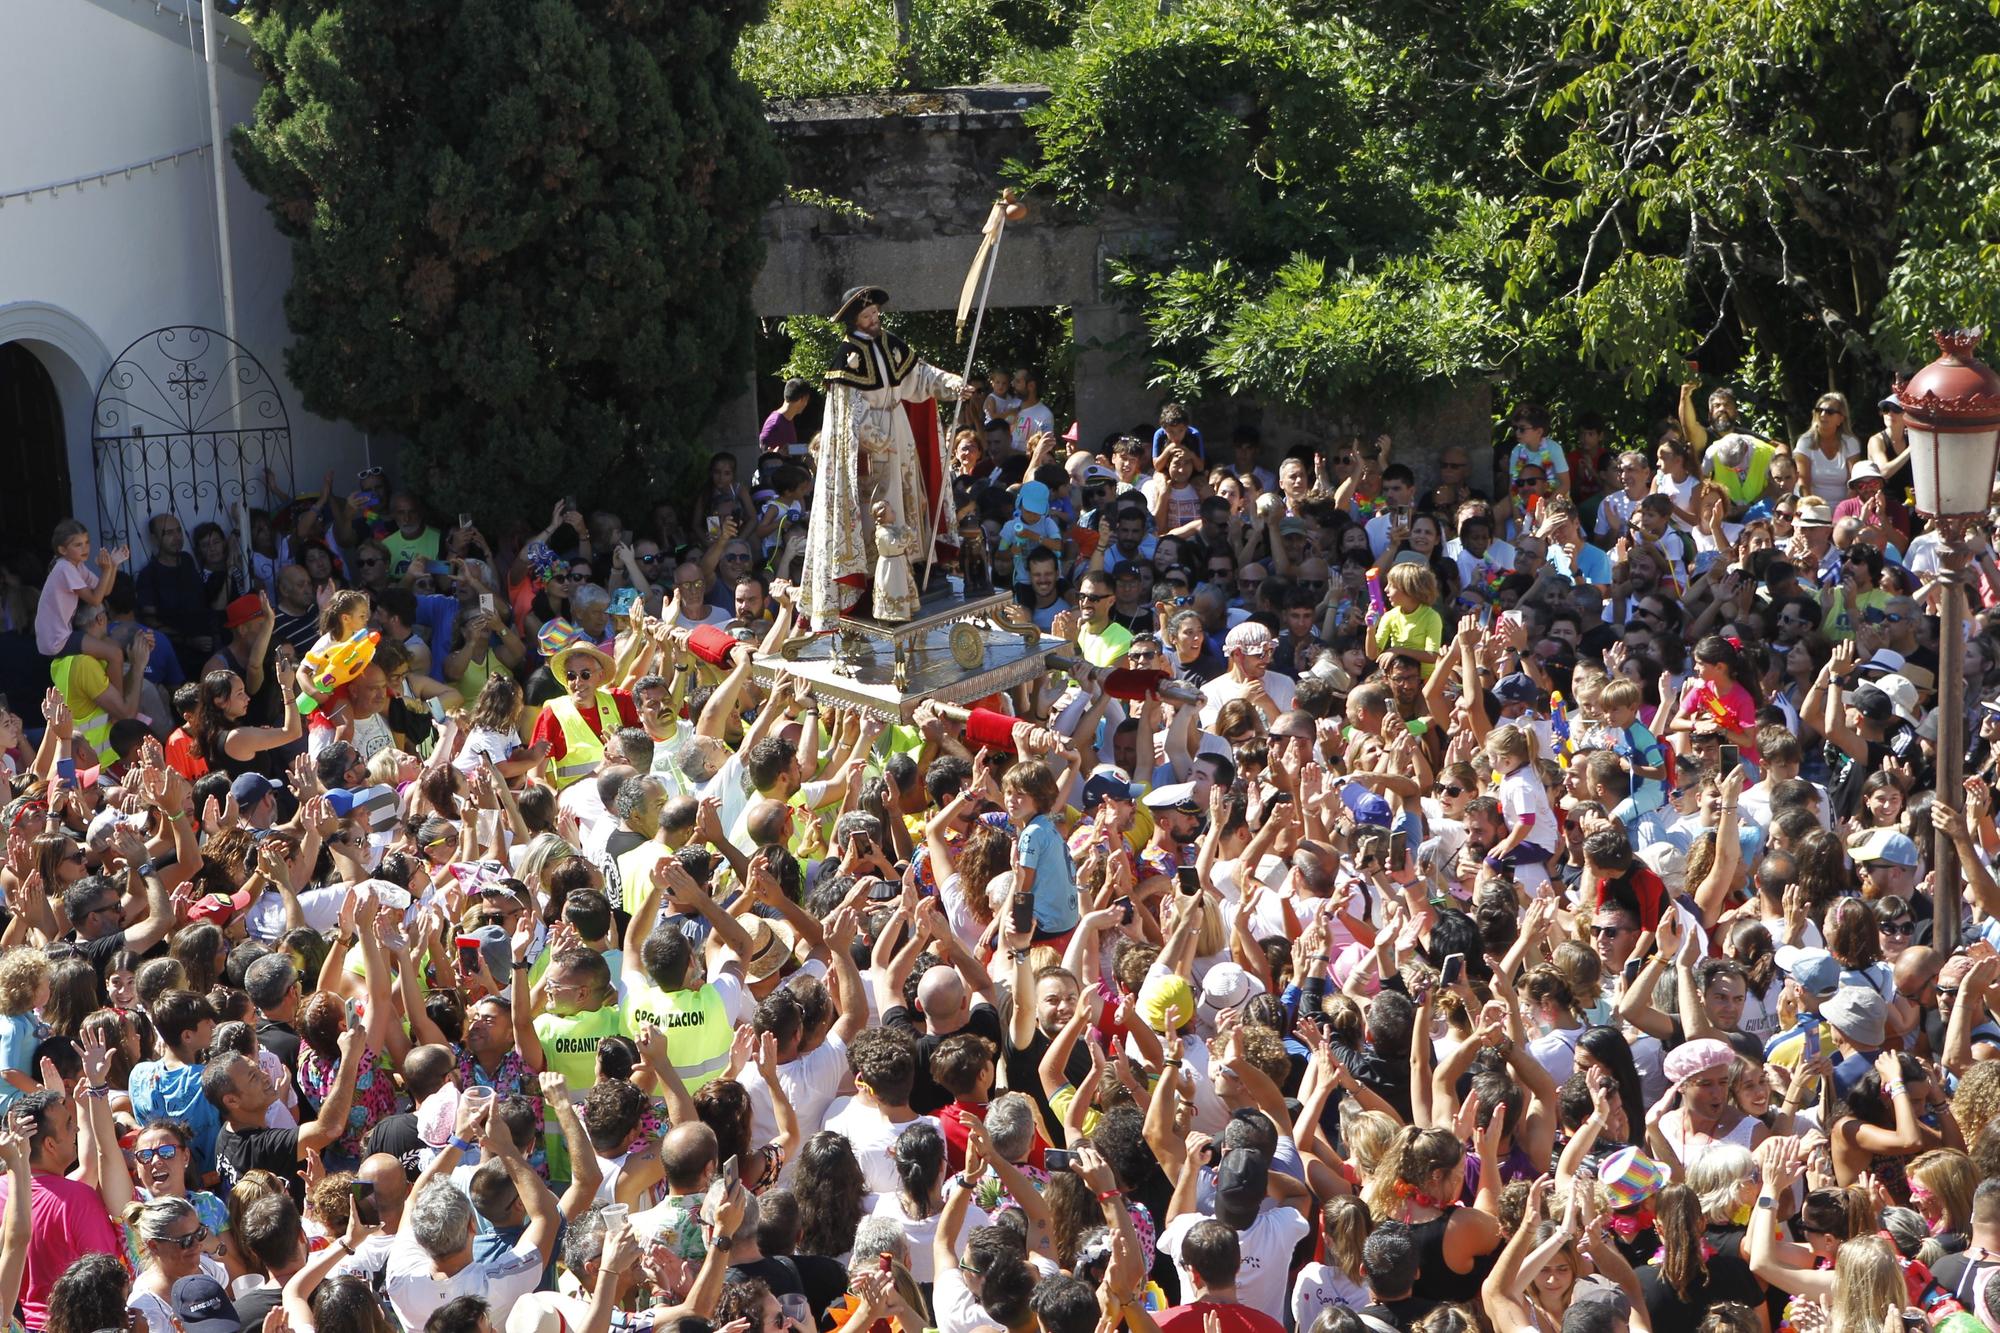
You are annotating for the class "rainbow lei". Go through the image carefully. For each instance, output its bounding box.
[521,540,564,589]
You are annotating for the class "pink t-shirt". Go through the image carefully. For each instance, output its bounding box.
[34,560,95,656]
[1680,678,1762,761]
[4,1170,122,1330]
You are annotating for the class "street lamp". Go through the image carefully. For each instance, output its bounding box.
[1896,328,2000,956]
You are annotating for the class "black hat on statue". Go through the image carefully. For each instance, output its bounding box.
[833,286,889,327]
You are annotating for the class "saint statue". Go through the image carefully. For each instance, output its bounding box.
[799,286,980,629]
[870,501,920,623]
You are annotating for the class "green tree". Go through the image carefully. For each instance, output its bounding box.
[236,0,784,520]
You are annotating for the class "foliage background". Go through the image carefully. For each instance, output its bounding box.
[236,0,785,521]
[738,0,2000,447]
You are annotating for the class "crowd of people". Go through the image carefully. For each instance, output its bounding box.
[0,367,1995,1333]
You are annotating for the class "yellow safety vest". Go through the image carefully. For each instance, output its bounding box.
[547,690,620,790]
[622,980,732,1092]
[1712,441,1774,506]
[51,655,117,765]
[533,1004,623,1181]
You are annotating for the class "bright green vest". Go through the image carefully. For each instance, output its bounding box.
[622,980,732,1092]
[1711,441,1775,506]
[547,690,619,789]
[51,655,117,765]
[532,1004,623,1180]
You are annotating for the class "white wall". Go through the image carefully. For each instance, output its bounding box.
[0,0,371,543]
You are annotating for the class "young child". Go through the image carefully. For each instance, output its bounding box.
[457,674,548,781]
[1670,633,1764,767]
[997,481,1064,587]
[1598,677,1668,824]
[981,367,1021,432]
[931,1033,998,1173]
[1483,723,1559,893]
[1364,562,1443,671]
[1000,757,1077,940]
[36,520,126,674]
[164,682,207,781]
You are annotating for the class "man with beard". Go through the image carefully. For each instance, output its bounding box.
[1137,781,1206,892]
[137,511,216,672]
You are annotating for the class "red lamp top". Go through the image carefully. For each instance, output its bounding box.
[1896,328,2000,429]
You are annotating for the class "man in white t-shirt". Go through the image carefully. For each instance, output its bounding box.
[1198,622,1296,731]
[822,1027,941,1197]
[1009,367,1055,455]
[1157,1150,1308,1324]
[383,1127,560,1331]
[739,920,869,1157]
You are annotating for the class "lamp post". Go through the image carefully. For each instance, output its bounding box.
[1896,329,2000,957]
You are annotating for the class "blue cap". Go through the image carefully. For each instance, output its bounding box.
[1081,765,1143,812]
[230,772,280,809]
[1494,673,1544,706]
[1775,946,1841,999]
[1017,480,1051,517]
[609,586,641,616]
[1353,793,1394,827]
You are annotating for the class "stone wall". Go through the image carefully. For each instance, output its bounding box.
[715,87,1493,479]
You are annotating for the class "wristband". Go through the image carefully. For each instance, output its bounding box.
[1095,1189,1122,1203]
[1162,1058,1182,1068]
[511,960,532,971]
[1885,1082,1908,1098]
[448,1135,477,1153]
[957,1173,982,1189]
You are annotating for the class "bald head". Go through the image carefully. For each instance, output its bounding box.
[358,1152,411,1222]
[1894,946,1942,994]
[744,797,791,851]
[917,964,968,1030]
[662,1122,719,1192]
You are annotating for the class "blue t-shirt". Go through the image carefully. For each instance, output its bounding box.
[1020,813,1079,934]
[1152,426,1206,466]
[1616,720,1667,811]
[0,1013,45,1110]
[998,516,1063,586]
[129,1060,224,1176]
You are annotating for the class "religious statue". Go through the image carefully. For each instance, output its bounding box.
[799,286,980,629]
[870,501,920,622]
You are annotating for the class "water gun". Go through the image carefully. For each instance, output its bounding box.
[1364,567,1388,624]
[1550,690,1573,769]
[1702,691,1736,728]
[297,628,380,716]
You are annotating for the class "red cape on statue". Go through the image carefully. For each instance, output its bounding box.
[837,398,956,593]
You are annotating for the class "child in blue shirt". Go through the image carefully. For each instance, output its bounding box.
[998,480,1063,587]
[1600,677,1668,824]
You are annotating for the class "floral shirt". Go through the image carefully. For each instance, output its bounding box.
[299,1044,396,1162]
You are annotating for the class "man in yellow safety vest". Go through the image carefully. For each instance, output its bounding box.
[53,604,154,768]
[530,641,640,792]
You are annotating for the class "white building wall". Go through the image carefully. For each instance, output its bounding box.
[0,0,369,545]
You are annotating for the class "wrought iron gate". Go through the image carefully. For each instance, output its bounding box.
[90,325,294,547]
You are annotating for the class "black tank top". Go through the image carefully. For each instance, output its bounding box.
[1408,1211,1489,1304]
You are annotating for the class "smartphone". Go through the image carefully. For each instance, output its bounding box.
[424,559,452,576]
[1177,865,1201,898]
[721,1155,740,1191]
[456,934,484,976]
[478,593,496,615]
[1389,830,1409,873]
[458,512,472,530]
[1116,896,1135,926]
[1010,887,1035,935]
[349,1178,376,1225]
[1685,359,1700,374]
[1440,953,1465,987]
[1043,1148,1076,1173]
[878,1252,894,1275]
[1269,789,1295,806]
[1718,743,1741,777]
[1804,1024,1820,1061]
[706,516,723,536]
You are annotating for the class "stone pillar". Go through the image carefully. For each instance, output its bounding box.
[1071,300,1157,444]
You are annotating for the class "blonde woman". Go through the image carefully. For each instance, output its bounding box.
[1749,1139,1909,1332]
[1686,1143,1759,1263]
[125,1196,229,1332]
[1794,392,1863,499]
[0,948,50,1104]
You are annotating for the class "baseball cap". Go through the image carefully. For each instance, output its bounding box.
[229,772,281,809]
[1774,946,1841,999]
[1851,827,1920,867]
[187,886,256,928]
[171,1275,241,1333]
[1017,480,1051,517]
[1822,986,1888,1049]
[1198,962,1265,1031]
[1081,765,1144,812]
[1223,622,1273,656]
[1215,1148,1269,1224]
[1845,683,1894,723]
[1278,517,1308,537]
[469,924,512,982]
[1141,781,1200,813]
[223,594,264,631]
[1352,793,1394,828]
[1712,433,1754,468]
[1136,975,1195,1033]
[1494,673,1544,706]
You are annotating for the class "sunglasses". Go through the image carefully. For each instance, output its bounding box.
[637,553,661,564]
[1591,924,1630,939]
[1434,784,1465,797]
[134,1144,182,1165]
[564,669,598,681]
[1513,478,1542,490]
[160,1224,211,1250]
[1882,920,1913,935]
[1077,592,1113,604]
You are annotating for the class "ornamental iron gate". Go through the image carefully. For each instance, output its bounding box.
[90,325,293,548]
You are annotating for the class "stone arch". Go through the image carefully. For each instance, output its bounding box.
[0,301,114,534]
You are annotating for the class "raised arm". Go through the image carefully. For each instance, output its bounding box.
[298,1027,368,1155]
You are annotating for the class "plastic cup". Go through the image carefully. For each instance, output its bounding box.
[601,1203,629,1232]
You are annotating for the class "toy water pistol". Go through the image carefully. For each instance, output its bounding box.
[1364,567,1388,625]
[296,628,380,716]
[1550,690,1573,769]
